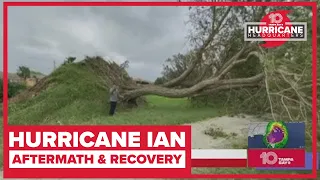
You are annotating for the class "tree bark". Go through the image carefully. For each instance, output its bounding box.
[123,73,264,100]
[192,83,264,97]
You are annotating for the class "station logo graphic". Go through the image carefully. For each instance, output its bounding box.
[244,10,307,48]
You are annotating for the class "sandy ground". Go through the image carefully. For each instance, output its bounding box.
[2,115,259,180]
[188,114,255,149]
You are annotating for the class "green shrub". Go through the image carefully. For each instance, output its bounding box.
[0,78,26,102]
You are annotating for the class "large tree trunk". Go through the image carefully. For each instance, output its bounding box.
[123,73,264,100]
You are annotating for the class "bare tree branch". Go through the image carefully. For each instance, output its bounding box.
[180,63,213,87]
[217,50,262,79]
[163,7,232,88]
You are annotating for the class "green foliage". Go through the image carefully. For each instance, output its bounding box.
[9,62,108,125]
[8,56,142,125]
[16,66,31,80]
[62,56,76,65]
[162,53,191,80]
[0,78,26,102]
[154,77,166,85]
[9,82,26,98]
[230,55,263,78]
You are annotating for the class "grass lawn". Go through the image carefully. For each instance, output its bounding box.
[9,95,223,125]
[102,96,223,125]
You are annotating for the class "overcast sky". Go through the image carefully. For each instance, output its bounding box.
[3,1,190,81]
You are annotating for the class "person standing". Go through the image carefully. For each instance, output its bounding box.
[109,85,120,116]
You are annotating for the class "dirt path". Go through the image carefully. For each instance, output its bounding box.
[2,115,261,179]
[189,114,259,149]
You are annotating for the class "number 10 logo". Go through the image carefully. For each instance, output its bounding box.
[260,152,278,165]
[268,13,283,24]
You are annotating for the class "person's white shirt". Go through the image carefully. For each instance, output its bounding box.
[109,85,119,102]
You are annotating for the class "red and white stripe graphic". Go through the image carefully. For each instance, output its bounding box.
[191,149,247,167]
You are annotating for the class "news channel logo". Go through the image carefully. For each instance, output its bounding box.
[244,10,307,48]
[260,151,294,165]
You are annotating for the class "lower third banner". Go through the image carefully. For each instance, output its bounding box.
[191,149,247,167]
[4,125,191,178]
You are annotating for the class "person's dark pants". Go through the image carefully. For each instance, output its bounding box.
[109,101,117,116]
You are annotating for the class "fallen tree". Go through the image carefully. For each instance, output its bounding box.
[122,6,267,102]
[144,4,317,145]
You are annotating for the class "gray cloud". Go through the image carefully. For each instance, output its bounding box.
[5,4,189,81]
